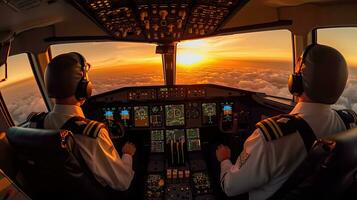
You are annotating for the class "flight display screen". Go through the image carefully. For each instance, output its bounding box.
[134,106,149,127]
[165,104,185,126]
[151,130,165,153]
[186,128,201,151]
[150,106,164,127]
[103,107,116,121]
[202,103,217,125]
[186,128,200,139]
[151,130,164,141]
[221,102,233,123]
[118,106,132,127]
[166,129,185,142]
[102,107,116,128]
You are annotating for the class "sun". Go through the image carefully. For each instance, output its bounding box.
[177,52,204,66]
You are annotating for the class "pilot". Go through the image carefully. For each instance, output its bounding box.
[216,44,354,199]
[29,52,136,191]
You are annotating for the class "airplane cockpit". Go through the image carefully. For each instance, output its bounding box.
[0,0,356,200]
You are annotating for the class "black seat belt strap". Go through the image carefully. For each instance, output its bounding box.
[293,115,318,152]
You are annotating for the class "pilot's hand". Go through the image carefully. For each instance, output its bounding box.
[122,142,136,156]
[216,145,231,162]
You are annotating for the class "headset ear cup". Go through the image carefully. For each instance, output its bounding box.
[75,80,91,101]
[288,74,304,96]
[86,81,93,98]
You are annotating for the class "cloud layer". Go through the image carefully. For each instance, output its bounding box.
[1,63,356,125]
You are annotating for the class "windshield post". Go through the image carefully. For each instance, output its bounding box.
[157,42,177,86]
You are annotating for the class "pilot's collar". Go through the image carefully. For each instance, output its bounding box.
[52,104,85,118]
[290,102,331,115]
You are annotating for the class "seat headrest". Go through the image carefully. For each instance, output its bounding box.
[6,127,63,150]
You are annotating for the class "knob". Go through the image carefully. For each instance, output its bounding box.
[153,24,159,31]
[140,10,148,21]
[167,24,174,33]
[159,10,168,20]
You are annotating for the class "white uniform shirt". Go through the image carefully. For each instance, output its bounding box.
[43,104,134,191]
[220,102,347,200]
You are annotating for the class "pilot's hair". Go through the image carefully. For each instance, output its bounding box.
[301,44,348,104]
[45,52,86,99]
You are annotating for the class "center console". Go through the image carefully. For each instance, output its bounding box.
[145,128,214,200]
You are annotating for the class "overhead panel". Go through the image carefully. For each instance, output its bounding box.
[71,0,247,43]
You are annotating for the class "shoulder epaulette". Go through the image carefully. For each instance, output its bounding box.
[61,117,106,139]
[256,114,300,142]
[335,109,357,129]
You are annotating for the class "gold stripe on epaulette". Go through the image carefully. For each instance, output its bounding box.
[83,121,95,136]
[89,122,100,137]
[257,122,272,141]
[267,118,283,137]
[93,123,104,137]
[264,119,280,139]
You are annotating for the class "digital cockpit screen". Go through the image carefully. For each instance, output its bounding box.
[202,103,217,125]
[102,107,116,126]
[134,106,149,127]
[103,108,115,121]
[118,107,132,127]
[165,104,185,126]
[222,103,233,121]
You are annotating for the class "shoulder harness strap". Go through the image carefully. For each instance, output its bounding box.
[335,109,357,129]
[61,117,106,139]
[27,112,49,128]
[256,114,317,151]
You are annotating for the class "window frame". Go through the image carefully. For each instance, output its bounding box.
[1,52,49,125]
[176,29,295,101]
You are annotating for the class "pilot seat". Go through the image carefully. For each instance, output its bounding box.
[6,127,120,200]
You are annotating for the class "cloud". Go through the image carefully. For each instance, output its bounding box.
[1,62,356,124]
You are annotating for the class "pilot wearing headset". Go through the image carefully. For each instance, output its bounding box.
[216,44,355,199]
[30,52,136,191]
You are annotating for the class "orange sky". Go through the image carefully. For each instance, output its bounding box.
[1,28,357,87]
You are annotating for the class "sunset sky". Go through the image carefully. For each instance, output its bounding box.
[1,28,357,87]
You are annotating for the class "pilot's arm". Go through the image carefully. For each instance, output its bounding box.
[76,128,135,191]
[218,129,271,196]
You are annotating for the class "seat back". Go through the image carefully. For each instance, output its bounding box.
[270,127,357,200]
[6,127,111,200]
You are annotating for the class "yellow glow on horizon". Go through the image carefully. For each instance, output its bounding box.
[179,40,208,48]
[177,52,205,66]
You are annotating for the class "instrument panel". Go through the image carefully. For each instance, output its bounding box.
[84,85,253,132]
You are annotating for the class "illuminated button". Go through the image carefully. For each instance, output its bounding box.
[172,169,178,179]
[167,169,172,179]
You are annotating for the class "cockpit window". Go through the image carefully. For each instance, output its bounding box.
[176,30,293,99]
[0,53,47,125]
[50,42,163,95]
[317,27,357,112]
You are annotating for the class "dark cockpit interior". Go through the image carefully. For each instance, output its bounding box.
[81,84,290,199]
[1,0,357,200]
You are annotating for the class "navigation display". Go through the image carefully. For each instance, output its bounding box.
[118,106,132,127]
[202,103,217,125]
[134,106,149,127]
[165,104,185,126]
[150,106,164,127]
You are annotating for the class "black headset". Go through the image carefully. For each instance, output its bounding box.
[288,44,315,96]
[72,52,93,101]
